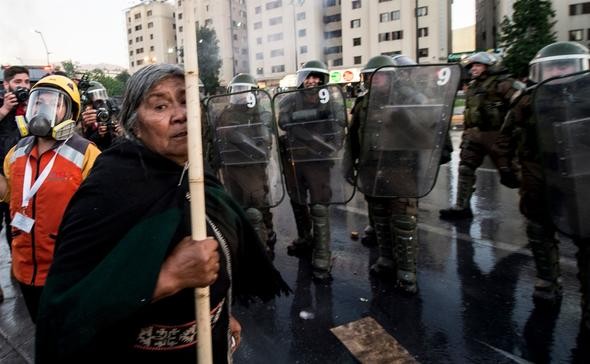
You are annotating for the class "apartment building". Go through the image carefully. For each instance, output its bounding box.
[477,0,590,50]
[247,0,335,85]
[341,0,452,66]
[126,0,176,74]
[176,0,250,85]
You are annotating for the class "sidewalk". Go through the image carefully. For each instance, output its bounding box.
[0,228,34,364]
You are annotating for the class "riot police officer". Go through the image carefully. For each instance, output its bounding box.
[503,42,590,331]
[278,60,341,281]
[348,55,421,293]
[440,52,522,220]
[210,73,277,251]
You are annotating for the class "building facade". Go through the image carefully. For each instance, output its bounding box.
[126,0,176,74]
[477,0,590,51]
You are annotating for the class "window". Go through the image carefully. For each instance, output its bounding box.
[136,48,144,54]
[148,22,154,28]
[131,61,134,67]
[135,25,142,31]
[324,46,342,55]
[150,46,154,51]
[147,10,152,16]
[300,45,308,54]
[129,39,133,45]
[150,34,154,39]
[392,30,403,40]
[324,0,337,6]
[128,17,131,23]
[129,50,133,56]
[134,13,141,19]
[135,36,143,42]
[324,14,341,23]
[570,2,590,15]
[128,28,132,34]
[353,37,361,46]
[271,49,284,57]
[382,50,401,56]
[254,21,262,29]
[268,33,283,41]
[416,6,428,17]
[241,48,248,55]
[354,56,362,64]
[271,65,285,73]
[325,30,342,39]
[257,37,262,44]
[297,12,306,21]
[255,6,261,14]
[418,48,429,57]
[269,16,282,25]
[333,58,343,66]
[137,59,144,66]
[378,32,391,42]
[256,52,264,60]
[266,0,282,10]
[379,0,392,2]
[256,67,264,75]
[233,34,238,40]
[298,29,306,37]
[380,12,390,22]
[178,13,183,20]
[351,19,361,28]
[352,0,361,9]
[179,26,183,32]
[570,29,584,41]
[391,10,400,20]
[418,27,428,37]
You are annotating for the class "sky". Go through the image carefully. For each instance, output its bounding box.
[0,0,475,69]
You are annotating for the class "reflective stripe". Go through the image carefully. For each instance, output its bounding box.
[57,143,85,169]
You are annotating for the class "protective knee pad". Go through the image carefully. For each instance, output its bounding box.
[310,204,329,218]
[245,207,263,225]
[392,214,417,232]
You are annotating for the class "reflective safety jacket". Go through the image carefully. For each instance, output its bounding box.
[2,134,100,286]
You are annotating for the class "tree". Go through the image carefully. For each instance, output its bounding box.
[115,70,130,85]
[89,68,126,96]
[196,26,222,95]
[61,60,79,79]
[499,0,556,78]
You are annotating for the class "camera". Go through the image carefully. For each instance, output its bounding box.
[14,87,29,103]
[93,99,112,126]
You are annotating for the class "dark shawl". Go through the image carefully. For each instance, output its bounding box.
[35,138,289,362]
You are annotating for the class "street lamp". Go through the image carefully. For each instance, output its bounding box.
[34,30,51,66]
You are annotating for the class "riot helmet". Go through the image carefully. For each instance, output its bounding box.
[227,73,258,93]
[391,54,417,66]
[21,75,80,140]
[85,81,109,104]
[529,41,590,83]
[463,52,496,79]
[296,60,329,88]
[360,55,395,90]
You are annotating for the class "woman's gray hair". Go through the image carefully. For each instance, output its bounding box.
[119,64,184,135]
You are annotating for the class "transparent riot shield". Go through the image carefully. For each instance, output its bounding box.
[533,70,590,239]
[206,89,284,208]
[357,64,461,198]
[273,84,354,205]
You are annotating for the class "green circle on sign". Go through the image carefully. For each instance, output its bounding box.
[330,71,341,83]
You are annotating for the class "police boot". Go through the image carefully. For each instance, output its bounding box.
[246,208,271,256]
[527,221,562,305]
[369,200,396,276]
[287,201,313,256]
[439,164,475,220]
[310,204,332,282]
[393,215,419,294]
[576,240,590,333]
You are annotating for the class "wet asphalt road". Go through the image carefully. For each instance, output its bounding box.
[0,130,588,363]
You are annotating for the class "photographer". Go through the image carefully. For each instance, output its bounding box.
[79,81,122,150]
[0,66,29,259]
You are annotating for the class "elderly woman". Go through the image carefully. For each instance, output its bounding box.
[35,64,289,362]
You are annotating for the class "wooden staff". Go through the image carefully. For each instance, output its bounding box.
[182,0,212,362]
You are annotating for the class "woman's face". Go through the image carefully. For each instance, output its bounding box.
[136,76,188,165]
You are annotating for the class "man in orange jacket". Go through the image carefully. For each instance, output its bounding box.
[0,74,100,322]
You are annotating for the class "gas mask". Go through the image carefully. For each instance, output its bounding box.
[15,87,76,140]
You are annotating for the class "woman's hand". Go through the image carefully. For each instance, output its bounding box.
[153,236,219,300]
[229,315,242,353]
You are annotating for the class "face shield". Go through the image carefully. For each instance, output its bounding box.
[24,87,75,140]
[229,84,257,106]
[297,70,328,88]
[529,56,589,83]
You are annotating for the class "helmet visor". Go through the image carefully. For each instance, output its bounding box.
[228,84,254,94]
[87,87,109,102]
[297,70,329,88]
[26,88,72,127]
[530,57,589,83]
